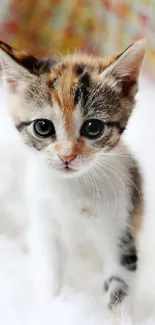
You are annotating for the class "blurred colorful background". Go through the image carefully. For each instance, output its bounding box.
[0,0,155,79]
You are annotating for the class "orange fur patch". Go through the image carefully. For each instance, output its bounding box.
[60,69,74,133]
[60,68,75,110]
[73,138,94,156]
[49,66,78,135]
[52,89,62,108]
[55,137,94,158]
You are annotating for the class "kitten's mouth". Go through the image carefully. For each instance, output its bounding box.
[63,165,75,173]
[55,163,88,177]
[54,163,77,174]
[61,161,76,173]
[54,161,85,176]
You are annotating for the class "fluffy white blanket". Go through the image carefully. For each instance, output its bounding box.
[0,76,155,325]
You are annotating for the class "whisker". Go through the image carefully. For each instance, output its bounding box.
[86,171,96,212]
[83,173,91,198]
[104,162,142,203]
[93,165,109,210]
[93,168,108,208]
[88,168,101,214]
[96,161,131,204]
[94,162,118,218]
[97,152,131,158]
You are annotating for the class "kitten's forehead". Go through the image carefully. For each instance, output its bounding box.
[43,54,120,128]
[41,54,120,134]
[47,63,76,110]
[45,52,121,88]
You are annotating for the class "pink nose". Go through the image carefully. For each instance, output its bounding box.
[59,153,77,163]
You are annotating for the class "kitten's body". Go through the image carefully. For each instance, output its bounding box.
[26,143,137,304]
[0,40,145,307]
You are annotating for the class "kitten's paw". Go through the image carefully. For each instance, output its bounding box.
[104,276,128,310]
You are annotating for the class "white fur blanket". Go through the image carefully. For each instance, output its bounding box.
[0,76,155,325]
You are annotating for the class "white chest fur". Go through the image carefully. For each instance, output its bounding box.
[26,150,132,301]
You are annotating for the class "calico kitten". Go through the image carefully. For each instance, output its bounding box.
[0,40,145,308]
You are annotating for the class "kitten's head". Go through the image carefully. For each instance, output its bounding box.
[0,40,145,177]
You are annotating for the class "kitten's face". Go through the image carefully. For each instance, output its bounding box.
[0,40,145,177]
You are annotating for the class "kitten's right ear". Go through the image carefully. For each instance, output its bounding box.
[0,40,56,93]
[0,40,40,92]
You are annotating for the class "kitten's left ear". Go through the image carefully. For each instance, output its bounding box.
[0,40,47,92]
[102,39,146,96]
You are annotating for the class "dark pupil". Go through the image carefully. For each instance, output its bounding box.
[81,119,104,139]
[34,119,55,137]
[87,121,99,135]
[39,121,48,133]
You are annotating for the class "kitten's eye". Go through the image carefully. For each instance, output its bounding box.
[80,119,104,139]
[33,119,56,138]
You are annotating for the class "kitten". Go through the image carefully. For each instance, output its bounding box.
[0,40,145,308]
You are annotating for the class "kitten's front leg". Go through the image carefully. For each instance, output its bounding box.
[103,242,137,309]
[28,203,61,304]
